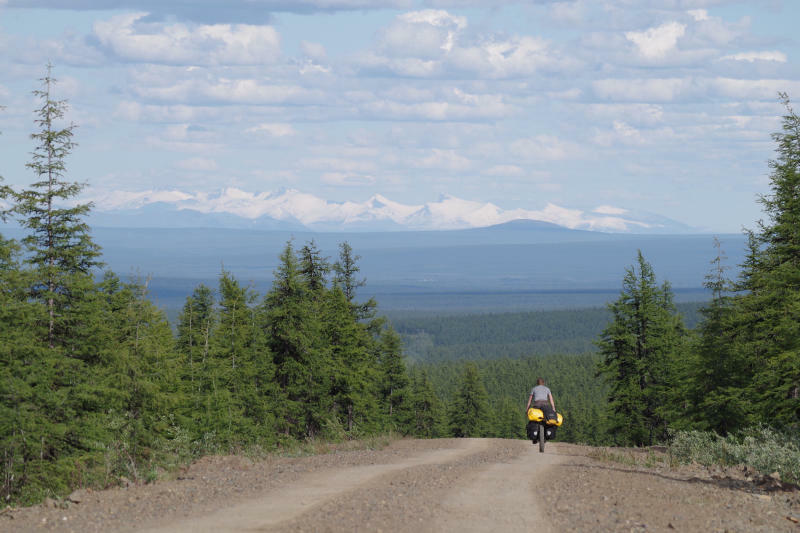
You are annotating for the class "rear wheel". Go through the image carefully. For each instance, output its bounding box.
[538,423,545,453]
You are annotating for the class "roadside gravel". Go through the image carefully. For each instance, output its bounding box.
[1,438,457,533]
[542,444,800,532]
[2,438,798,533]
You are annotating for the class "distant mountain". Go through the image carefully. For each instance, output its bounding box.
[85,188,695,233]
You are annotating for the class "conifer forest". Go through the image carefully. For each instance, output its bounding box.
[1,71,799,505]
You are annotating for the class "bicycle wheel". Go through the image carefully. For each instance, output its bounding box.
[538,424,545,453]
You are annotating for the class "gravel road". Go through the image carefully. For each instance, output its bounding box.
[2,438,798,532]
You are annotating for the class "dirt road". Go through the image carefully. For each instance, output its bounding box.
[3,438,798,532]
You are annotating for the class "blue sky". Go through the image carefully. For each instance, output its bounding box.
[1,0,799,232]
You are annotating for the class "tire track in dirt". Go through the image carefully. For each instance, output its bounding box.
[431,442,565,532]
[137,439,490,533]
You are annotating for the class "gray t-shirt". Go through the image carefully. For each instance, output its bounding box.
[531,385,551,402]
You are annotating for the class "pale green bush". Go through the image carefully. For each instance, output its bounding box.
[669,425,800,484]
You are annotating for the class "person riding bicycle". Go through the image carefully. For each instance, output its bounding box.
[525,377,556,413]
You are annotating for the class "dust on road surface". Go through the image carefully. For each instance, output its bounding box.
[3,438,798,533]
[140,438,493,533]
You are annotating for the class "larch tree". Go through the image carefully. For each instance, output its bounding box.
[596,251,685,446]
[264,241,319,437]
[448,363,491,438]
[727,94,800,427]
[376,327,411,430]
[12,65,101,349]
[688,238,749,434]
[333,241,377,322]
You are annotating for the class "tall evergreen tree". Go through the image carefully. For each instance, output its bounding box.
[688,238,748,433]
[408,369,444,438]
[264,241,320,437]
[299,240,330,294]
[333,241,377,322]
[176,284,215,397]
[12,65,101,348]
[206,270,275,446]
[596,251,685,446]
[321,287,379,434]
[376,327,411,430]
[448,363,491,438]
[725,95,800,427]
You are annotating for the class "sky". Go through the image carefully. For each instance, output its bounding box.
[1,0,799,233]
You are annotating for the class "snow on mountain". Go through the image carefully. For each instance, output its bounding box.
[87,188,689,233]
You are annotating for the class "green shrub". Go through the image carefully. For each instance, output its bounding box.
[669,425,800,484]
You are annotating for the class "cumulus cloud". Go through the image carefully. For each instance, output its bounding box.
[625,21,686,59]
[362,9,569,79]
[93,12,281,65]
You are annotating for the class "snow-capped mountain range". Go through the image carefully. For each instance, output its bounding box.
[86,188,692,233]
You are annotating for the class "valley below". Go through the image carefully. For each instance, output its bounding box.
[5,438,798,533]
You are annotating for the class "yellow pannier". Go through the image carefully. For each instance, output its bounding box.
[528,408,564,427]
[546,413,564,427]
[527,408,544,422]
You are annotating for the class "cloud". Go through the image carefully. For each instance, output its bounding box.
[300,41,327,60]
[175,157,219,171]
[382,10,466,56]
[320,172,375,186]
[362,9,569,79]
[594,205,628,215]
[593,121,647,147]
[355,89,511,121]
[6,1,412,22]
[593,78,694,102]
[301,157,376,173]
[485,165,524,177]
[415,148,471,170]
[245,123,296,136]
[625,21,686,59]
[134,78,322,105]
[710,78,800,100]
[510,135,576,160]
[93,12,281,65]
[687,9,709,22]
[720,51,787,63]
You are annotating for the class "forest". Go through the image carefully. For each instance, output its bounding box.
[1,70,799,504]
[390,304,703,363]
